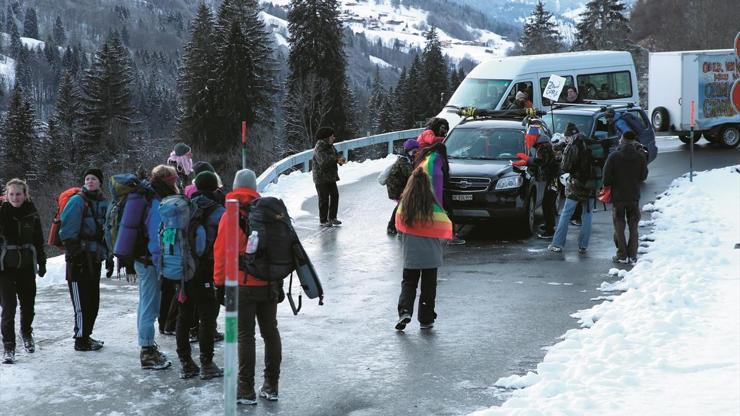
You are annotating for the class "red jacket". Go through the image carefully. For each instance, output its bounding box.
[213,188,267,287]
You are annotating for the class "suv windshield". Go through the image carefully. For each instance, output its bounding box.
[545,113,593,137]
[445,128,524,160]
[446,78,511,110]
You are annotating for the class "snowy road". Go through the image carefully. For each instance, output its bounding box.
[1,138,738,415]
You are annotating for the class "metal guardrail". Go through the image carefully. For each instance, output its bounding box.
[256,128,423,191]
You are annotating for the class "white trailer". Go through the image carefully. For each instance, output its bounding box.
[649,49,739,147]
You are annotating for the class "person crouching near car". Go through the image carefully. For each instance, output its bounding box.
[378,139,419,235]
[602,131,648,265]
[59,168,109,352]
[214,169,282,405]
[394,168,453,331]
[0,179,46,364]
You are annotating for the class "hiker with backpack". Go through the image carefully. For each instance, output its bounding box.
[174,171,225,380]
[167,142,194,191]
[312,127,345,228]
[377,139,419,235]
[132,164,178,370]
[0,179,46,364]
[214,169,283,405]
[59,168,109,351]
[603,131,648,265]
[394,167,453,331]
[549,132,598,254]
[183,161,224,202]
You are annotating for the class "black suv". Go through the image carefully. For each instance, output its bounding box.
[444,111,551,236]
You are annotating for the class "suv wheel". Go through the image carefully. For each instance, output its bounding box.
[518,192,536,238]
[719,125,740,148]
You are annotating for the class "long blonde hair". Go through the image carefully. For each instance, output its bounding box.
[151,164,180,193]
[4,178,30,199]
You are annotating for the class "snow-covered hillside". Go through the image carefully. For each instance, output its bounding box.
[0,33,54,88]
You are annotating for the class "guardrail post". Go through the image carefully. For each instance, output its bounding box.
[342,148,349,160]
[387,139,393,155]
[302,160,309,172]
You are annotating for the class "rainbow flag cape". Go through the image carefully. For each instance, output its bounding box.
[395,201,453,240]
[418,150,445,206]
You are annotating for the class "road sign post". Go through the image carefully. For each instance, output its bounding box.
[689,100,695,182]
[223,200,239,415]
[241,121,247,170]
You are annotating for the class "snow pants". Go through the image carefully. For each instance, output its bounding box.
[237,286,281,389]
[398,268,438,325]
[66,253,101,340]
[0,268,36,350]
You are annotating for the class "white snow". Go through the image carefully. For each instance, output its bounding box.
[0,55,15,87]
[472,165,740,416]
[369,54,393,68]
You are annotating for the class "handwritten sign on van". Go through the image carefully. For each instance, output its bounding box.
[543,75,567,102]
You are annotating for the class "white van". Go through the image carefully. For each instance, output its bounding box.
[439,51,639,127]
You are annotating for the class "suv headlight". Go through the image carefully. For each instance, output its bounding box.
[495,176,523,190]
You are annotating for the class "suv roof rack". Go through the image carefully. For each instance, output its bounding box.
[456,107,546,121]
[550,102,636,111]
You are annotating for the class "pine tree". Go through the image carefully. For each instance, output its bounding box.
[47,72,81,178]
[14,46,32,90]
[9,20,22,59]
[400,55,423,128]
[366,66,387,134]
[521,1,563,55]
[574,0,632,51]
[285,0,353,150]
[53,16,66,45]
[4,5,13,34]
[1,86,37,180]
[22,7,37,39]
[419,27,448,118]
[377,92,395,134]
[391,67,407,130]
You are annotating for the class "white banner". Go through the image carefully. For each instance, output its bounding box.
[542,74,567,102]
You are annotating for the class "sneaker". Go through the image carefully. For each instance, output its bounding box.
[160,329,175,336]
[22,334,35,353]
[319,221,333,228]
[259,381,279,401]
[628,257,638,265]
[419,322,434,330]
[447,236,466,245]
[74,337,102,352]
[140,345,172,370]
[179,356,200,379]
[570,219,582,226]
[537,231,554,240]
[88,337,104,350]
[548,244,562,252]
[395,313,412,331]
[213,331,224,343]
[578,247,587,254]
[200,360,224,380]
[612,255,628,264]
[237,385,257,405]
[2,349,15,364]
[330,218,342,225]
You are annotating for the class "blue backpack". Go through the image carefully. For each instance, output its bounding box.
[158,195,206,287]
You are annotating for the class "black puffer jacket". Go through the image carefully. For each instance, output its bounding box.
[0,200,46,272]
[312,139,340,184]
[602,141,648,204]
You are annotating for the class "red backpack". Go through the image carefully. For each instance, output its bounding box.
[47,187,88,248]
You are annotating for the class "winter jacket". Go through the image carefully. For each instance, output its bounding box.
[415,142,450,208]
[417,130,444,148]
[527,142,559,185]
[59,188,109,262]
[384,155,413,200]
[213,188,268,287]
[191,192,225,262]
[136,179,178,268]
[561,137,598,201]
[602,141,648,204]
[0,200,46,273]
[312,139,340,184]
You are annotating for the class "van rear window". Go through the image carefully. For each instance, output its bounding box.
[577,71,632,100]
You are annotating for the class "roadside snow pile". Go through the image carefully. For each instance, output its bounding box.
[474,166,740,416]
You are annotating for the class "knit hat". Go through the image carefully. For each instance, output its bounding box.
[173,142,191,157]
[403,139,420,152]
[233,169,257,191]
[192,161,216,176]
[194,171,219,193]
[83,168,104,183]
[315,127,335,141]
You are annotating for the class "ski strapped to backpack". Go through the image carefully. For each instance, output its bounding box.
[48,187,88,248]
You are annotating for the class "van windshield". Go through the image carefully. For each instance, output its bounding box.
[446,78,511,110]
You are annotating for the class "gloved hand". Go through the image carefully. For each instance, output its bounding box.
[512,152,529,167]
[37,263,46,278]
[105,256,115,278]
[216,286,225,306]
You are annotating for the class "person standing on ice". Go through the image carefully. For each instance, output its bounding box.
[312,127,345,228]
[133,165,178,370]
[602,130,648,265]
[394,168,453,331]
[59,168,109,352]
[0,179,46,364]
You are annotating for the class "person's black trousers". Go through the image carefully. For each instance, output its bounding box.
[612,202,641,259]
[0,268,36,350]
[159,278,179,333]
[398,268,438,324]
[237,286,281,389]
[66,256,101,340]
[315,182,339,222]
[175,280,217,363]
[542,188,558,233]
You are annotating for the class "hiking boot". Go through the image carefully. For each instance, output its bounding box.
[22,333,35,353]
[213,331,224,343]
[570,219,582,226]
[578,247,588,254]
[140,345,172,370]
[319,221,333,228]
[74,337,102,352]
[160,328,175,336]
[330,218,342,225]
[89,337,104,350]
[259,381,279,401]
[395,313,412,331]
[237,384,257,405]
[419,322,435,330]
[612,255,628,264]
[2,349,15,364]
[548,244,562,253]
[179,356,200,379]
[200,360,223,380]
[537,231,554,240]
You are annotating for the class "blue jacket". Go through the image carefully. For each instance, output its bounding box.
[142,197,162,269]
[59,188,109,262]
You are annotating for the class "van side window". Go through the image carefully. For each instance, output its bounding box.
[539,76,574,106]
[505,81,533,109]
[577,71,632,100]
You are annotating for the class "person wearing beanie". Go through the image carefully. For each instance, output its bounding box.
[311,129,344,227]
[192,161,215,176]
[184,162,223,199]
[168,143,194,190]
[377,139,419,235]
[602,129,648,264]
[214,168,282,404]
[59,167,110,352]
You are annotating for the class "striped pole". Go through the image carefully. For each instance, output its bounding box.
[223,200,239,415]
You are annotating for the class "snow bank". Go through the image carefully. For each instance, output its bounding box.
[473,166,740,416]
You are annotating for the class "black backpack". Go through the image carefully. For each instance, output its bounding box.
[239,197,297,282]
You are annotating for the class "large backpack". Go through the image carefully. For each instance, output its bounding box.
[240,197,297,282]
[104,174,151,260]
[158,195,205,285]
[47,187,87,248]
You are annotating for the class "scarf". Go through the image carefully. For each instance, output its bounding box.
[167,152,193,176]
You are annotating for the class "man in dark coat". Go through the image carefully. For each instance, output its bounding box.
[602,131,648,264]
[312,127,345,227]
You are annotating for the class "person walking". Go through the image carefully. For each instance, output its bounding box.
[133,165,177,370]
[214,169,282,405]
[378,139,418,235]
[602,131,648,264]
[0,179,46,363]
[312,127,345,227]
[394,168,453,331]
[59,168,109,352]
